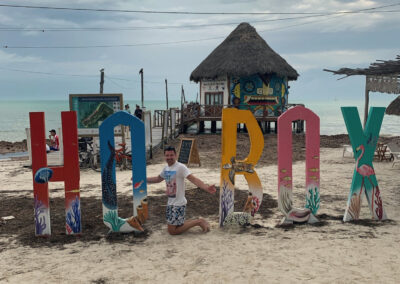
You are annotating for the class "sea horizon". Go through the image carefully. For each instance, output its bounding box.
[1,98,399,142]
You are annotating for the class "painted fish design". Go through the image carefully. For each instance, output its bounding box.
[101,140,117,210]
[134,180,144,189]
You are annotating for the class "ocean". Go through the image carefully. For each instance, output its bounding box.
[0,99,399,142]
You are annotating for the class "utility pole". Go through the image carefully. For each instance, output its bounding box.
[139,68,144,108]
[165,79,169,110]
[181,85,186,103]
[99,68,104,94]
[180,85,184,133]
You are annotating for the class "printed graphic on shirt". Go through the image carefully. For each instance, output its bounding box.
[164,171,177,198]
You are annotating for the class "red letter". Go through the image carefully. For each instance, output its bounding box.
[30,111,80,236]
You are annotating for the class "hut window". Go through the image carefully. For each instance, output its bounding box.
[205,92,223,105]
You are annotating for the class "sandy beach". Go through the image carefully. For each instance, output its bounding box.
[1,134,399,283]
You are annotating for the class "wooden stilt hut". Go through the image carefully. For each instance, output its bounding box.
[186,22,298,132]
[325,55,400,126]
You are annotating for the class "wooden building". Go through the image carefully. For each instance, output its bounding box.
[189,22,299,123]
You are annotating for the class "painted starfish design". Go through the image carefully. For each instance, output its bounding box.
[223,157,254,185]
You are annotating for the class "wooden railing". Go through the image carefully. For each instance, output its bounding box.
[153,110,166,127]
[181,104,292,122]
[171,108,181,127]
[153,108,182,128]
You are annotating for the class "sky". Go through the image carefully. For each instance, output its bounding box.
[0,0,399,104]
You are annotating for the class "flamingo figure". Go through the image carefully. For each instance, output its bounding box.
[355,144,376,208]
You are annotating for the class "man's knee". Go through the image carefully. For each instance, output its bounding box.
[167,225,180,235]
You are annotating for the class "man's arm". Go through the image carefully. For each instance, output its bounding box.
[187,174,216,194]
[147,175,164,183]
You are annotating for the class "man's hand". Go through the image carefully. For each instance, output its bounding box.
[147,175,164,184]
[206,184,216,194]
[187,174,216,194]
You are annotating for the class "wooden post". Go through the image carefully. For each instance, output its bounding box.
[364,83,370,127]
[165,79,169,110]
[180,85,184,133]
[99,68,104,94]
[211,121,217,133]
[139,68,144,108]
[199,121,205,133]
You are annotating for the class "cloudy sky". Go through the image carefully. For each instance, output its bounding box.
[0,0,399,103]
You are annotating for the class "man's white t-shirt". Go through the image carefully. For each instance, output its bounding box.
[160,161,191,206]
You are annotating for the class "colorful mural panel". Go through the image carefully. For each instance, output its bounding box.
[230,74,288,116]
[341,107,387,221]
[99,111,148,233]
[30,111,81,236]
[69,94,123,136]
[219,108,264,226]
[277,106,320,224]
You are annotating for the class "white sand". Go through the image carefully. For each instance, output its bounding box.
[1,147,400,283]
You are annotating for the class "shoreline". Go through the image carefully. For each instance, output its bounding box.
[1,134,399,155]
[0,140,28,155]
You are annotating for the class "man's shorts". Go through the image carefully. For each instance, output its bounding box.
[166,205,186,226]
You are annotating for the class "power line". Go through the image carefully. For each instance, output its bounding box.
[0,13,368,49]
[2,36,224,49]
[107,75,185,85]
[1,7,400,33]
[0,67,97,77]
[0,67,189,85]
[0,2,399,15]
[105,76,134,90]
[2,3,399,49]
[259,10,350,33]
[0,14,331,32]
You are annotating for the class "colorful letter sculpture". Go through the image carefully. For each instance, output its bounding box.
[277,106,320,224]
[341,107,386,221]
[219,108,264,226]
[30,111,81,236]
[99,111,147,233]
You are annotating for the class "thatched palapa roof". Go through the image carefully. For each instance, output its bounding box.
[324,55,400,77]
[190,23,299,82]
[386,95,400,116]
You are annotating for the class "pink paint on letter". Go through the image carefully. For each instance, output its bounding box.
[277,106,320,223]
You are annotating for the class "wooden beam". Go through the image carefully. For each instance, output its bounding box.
[364,83,370,127]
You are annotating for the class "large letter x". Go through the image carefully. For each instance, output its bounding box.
[341,107,386,221]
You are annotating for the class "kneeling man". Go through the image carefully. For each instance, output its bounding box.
[147,146,216,235]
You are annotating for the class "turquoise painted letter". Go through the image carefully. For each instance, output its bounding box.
[341,107,386,221]
[99,111,147,232]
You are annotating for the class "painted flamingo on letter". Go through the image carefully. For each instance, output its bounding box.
[355,144,382,218]
[355,145,375,189]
